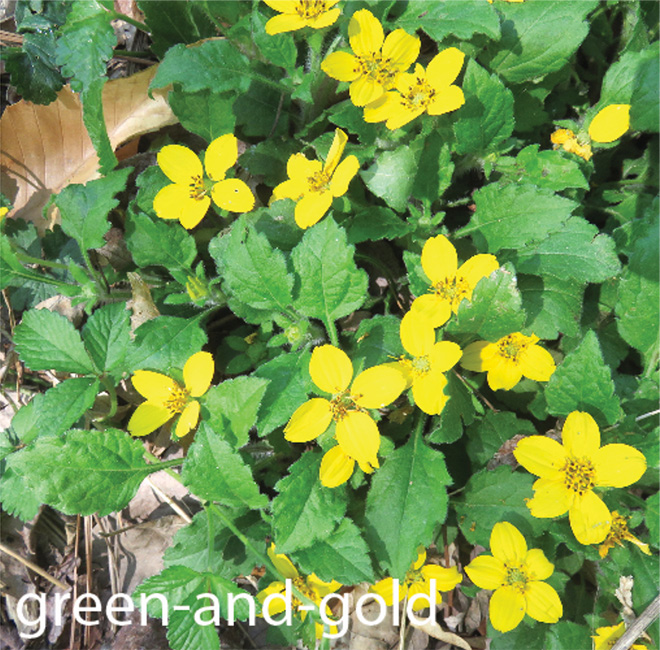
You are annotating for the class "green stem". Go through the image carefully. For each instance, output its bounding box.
[143,450,184,481]
[100,379,118,421]
[324,315,339,347]
[15,251,68,270]
[110,11,150,33]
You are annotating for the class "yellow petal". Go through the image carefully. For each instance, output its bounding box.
[465,554,506,590]
[157,144,202,184]
[324,129,348,176]
[179,195,211,230]
[319,446,355,488]
[308,573,342,597]
[427,85,465,117]
[412,370,449,416]
[350,75,385,107]
[265,12,307,34]
[460,341,492,372]
[335,411,380,468]
[204,133,237,181]
[128,402,172,437]
[309,345,353,394]
[348,9,383,57]
[363,93,395,124]
[525,581,562,624]
[308,6,340,29]
[321,51,361,82]
[257,582,287,614]
[489,585,526,633]
[519,344,556,382]
[174,400,199,437]
[268,544,299,580]
[153,184,187,221]
[588,104,631,143]
[183,351,214,397]
[381,28,420,70]
[524,549,554,582]
[131,370,179,402]
[429,341,462,373]
[526,476,571,518]
[294,191,333,228]
[284,398,333,442]
[271,178,305,202]
[486,358,523,391]
[412,546,427,569]
[288,152,322,181]
[490,521,527,565]
[263,1,293,11]
[568,490,611,544]
[351,364,406,409]
[330,155,359,197]
[513,436,568,479]
[408,580,433,611]
[457,254,499,294]
[562,411,600,458]
[426,47,465,89]
[410,294,452,329]
[421,564,462,591]
[370,576,396,605]
[386,104,424,130]
[421,235,458,284]
[211,178,255,213]
[593,443,647,488]
[400,310,435,358]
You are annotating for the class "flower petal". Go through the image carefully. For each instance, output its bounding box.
[429,341,462,373]
[265,12,307,35]
[411,294,452,329]
[335,410,380,468]
[128,402,172,437]
[348,9,384,57]
[569,490,612,544]
[460,341,493,372]
[179,195,211,230]
[288,153,322,182]
[153,184,188,221]
[412,546,427,569]
[490,521,527,564]
[295,191,333,228]
[211,178,255,213]
[350,75,385,107]
[284,398,333,442]
[324,129,348,176]
[131,370,179,402]
[457,254,499,295]
[271,178,304,202]
[525,581,562,624]
[363,93,395,124]
[320,446,355,488]
[310,345,353,394]
[268,544,299,580]
[519,344,556,382]
[330,155,360,197]
[421,234,458,284]
[175,400,200,437]
[524,549,554,582]
[386,105,424,130]
[593,443,647,488]
[489,586,526,633]
[382,29,420,70]
[562,411,600,458]
[370,577,396,605]
[486,358,523,391]
[412,369,449,416]
[427,85,465,116]
[513,436,568,478]
[588,104,631,143]
[526,476,571,518]
[426,47,465,89]
[204,134,238,181]
[400,310,435,358]
[465,554,506,590]
[351,365,406,409]
[421,564,462,591]
[157,144,202,184]
[321,51,361,82]
[183,351,214,397]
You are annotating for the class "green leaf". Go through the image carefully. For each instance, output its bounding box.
[272,453,348,554]
[489,621,546,650]
[411,131,455,204]
[292,218,368,324]
[251,9,297,72]
[55,168,132,253]
[167,89,237,143]
[151,40,251,95]
[203,376,269,448]
[427,373,476,445]
[9,429,154,516]
[546,331,622,425]
[485,1,597,83]
[364,427,451,579]
[134,565,205,618]
[346,207,413,244]
[0,464,42,521]
[446,264,525,340]
[14,309,95,374]
[645,492,659,547]
[81,80,117,174]
[352,315,404,370]
[545,621,592,650]
[361,146,417,213]
[181,423,268,509]
[454,60,514,156]
[0,235,61,291]
[82,303,131,380]
[630,43,659,132]
[601,44,659,108]
[294,519,375,584]
[461,182,577,252]
[125,208,197,271]
[465,411,535,468]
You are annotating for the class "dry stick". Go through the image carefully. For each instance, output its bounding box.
[70,515,81,650]
[611,595,660,650]
[146,476,193,524]
[93,516,119,634]
[84,516,94,648]
[0,542,69,591]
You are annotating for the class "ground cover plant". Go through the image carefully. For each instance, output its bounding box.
[0,0,658,648]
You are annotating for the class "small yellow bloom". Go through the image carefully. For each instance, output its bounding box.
[153,134,255,229]
[598,510,651,558]
[271,129,359,229]
[461,332,555,391]
[550,128,593,161]
[465,521,563,633]
[411,234,499,328]
[284,344,406,487]
[370,546,462,611]
[263,0,340,35]
[128,351,214,438]
[397,311,462,415]
[589,104,631,143]
[592,622,648,650]
[363,48,466,130]
[0,207,9,221]
[258,544,341,638]
[514,411,647,545]
[321,9,420,107]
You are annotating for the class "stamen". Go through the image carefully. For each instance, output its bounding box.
[189,175,207,201]
[496,334,529,361]
[296,0,329,20]
[432,276,470,310]
[164,384,189,415]
[308,170,331,193]
[561,457,596,495]
[504,564,529,593]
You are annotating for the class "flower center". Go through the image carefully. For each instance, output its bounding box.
[401,76,435,110]
[432,276,470,309]
[330,391,358,421]
[164,384,189,416]
[496,333,529,361]
[292,576,317,609]
[189,174,207,201]
[403,566,423,588]
[308,170,331,193]
[295,0,329,19]
[356,54,398,87]
[504,564,529,592]
[411,355,431,376]
[561,456,596,495]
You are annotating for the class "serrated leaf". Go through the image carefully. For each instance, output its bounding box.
[204,376,269,448]
[364,428,451,579]
[361,146,417,213]
[272,453,348,554]
[645,492,659,547]
[601,44,658,107]
[352,314,404,370]
[546,331,622,425]
[545,621,592,650]
[427,373,475,445]
[81,79,117,174]
[9,429,154,516]
[346,206,413,243]
[133,565,205,618]
[465,411,535,468]
[14,308,95,374]
[454,60,514,155]
[82,303,131,380]
[182,423,268,509]
[0,464,42,521]
[411,131,455,205]
[0,234,62,290]
[294,519,374,584]
[55,168,131,253]
[167,89,237,143]
[251,9,297,72]
[630,43,659,132]
[292,218,368,324]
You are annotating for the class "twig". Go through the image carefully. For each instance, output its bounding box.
[70,515,81,650]
[0,542,69,591]
[146,476,193,524]
[611,595,660,650]
[453,369,498,413]
[93,516,120,633]
[84,516,93,647]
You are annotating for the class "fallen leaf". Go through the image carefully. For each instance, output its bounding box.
[0,65,177,232]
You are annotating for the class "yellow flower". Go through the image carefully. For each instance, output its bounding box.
[460,332,556,391]
[284,344,406,487]
[513,411,647,544]
[0,207,8,221]
[588,104,631,143]
[263,0,340,35]
[592,622,648,650]
[598,510,651,558]
[363,48,466,130]
[370,546,462,611]
[411,234,499,328]
[153,134,255,229]
[128,351,214,438]
[258,544,341,638]
[321,9,420,106]
[550,128,593,161]
[465,521,563,633]
[271,128,359,229]
[397,311,462,415]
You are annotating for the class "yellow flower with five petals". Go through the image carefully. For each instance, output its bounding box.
[153,134,255,229]
[128,351,214,438]
[592,622,648,650]
[465,522,562,633]
[271,129,359,229]
[263,0,340,35]
[513,411,647,544]
[284,344,406,487]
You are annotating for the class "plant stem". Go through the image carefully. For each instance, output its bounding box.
[143,450,184,481]
[324,315,339,346]
[15,252,68,270]
[110,11,150,33]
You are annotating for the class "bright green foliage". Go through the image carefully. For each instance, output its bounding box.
[630,43,659,132]
[82,303,131,381]
[346,207,412,243]
[352,315,404,370]
[646,492,659,547]
[167,90,237,143]
[361,147,418,213]
[427,373,475,445]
